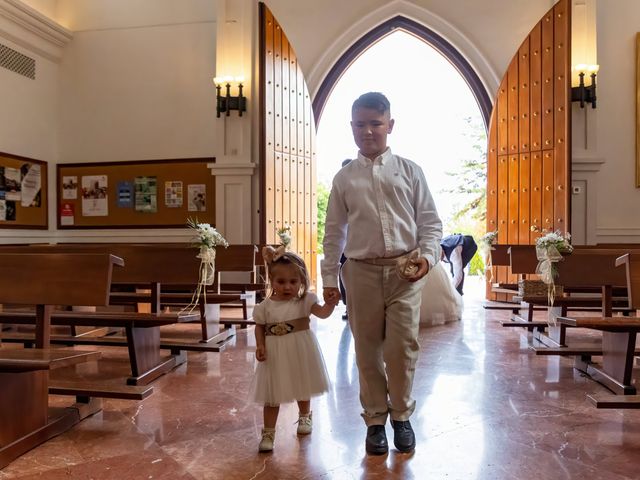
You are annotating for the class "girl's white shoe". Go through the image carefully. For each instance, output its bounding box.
[296,412,312,435]
[259,428,275,452]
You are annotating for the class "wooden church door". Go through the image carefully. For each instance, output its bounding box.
[259,3,318,287]
[486,0,571,300]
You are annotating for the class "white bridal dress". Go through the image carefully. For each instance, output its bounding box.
[419,261,464,327]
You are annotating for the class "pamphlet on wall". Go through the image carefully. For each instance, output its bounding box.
[62,176,78,200]
[134,176,157,213]
[4,167,21,201]
[21,163,41,207]
[117,180,133,208]
[165,180,183,208]
[188,184,206,212]
[81,175,108,216]
[60,202,74,226]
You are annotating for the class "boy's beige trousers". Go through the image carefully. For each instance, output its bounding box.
[342,258,426,426]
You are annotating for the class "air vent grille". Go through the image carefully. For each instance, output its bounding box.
[0,43,35,80]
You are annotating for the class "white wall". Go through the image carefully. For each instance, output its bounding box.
[0,38,58,163]
[591,0,640,242]
[20,0,57,21]
[55,0,216,31]
[58,22,218,163]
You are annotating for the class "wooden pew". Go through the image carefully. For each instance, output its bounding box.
[0,246,203,385]
[530,249,638,347]
[0,252,141,469]
[0,243,249,343]
[0,310,200,385]
[501,246,637,331]
[556,253,640,405]
[484,244,546,314]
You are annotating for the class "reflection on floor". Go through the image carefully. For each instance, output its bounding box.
[2,278,640,480]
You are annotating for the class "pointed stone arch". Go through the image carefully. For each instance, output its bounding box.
[311,15,492,127]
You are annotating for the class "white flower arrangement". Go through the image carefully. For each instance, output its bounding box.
[479,230,499,248]
[534,230,573,254]
[188,218,229,249]
[276,225,292,249]
[478,230,499,281]
[532,228,573,321]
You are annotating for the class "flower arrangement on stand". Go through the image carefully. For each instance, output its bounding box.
[478,230,499,282]
[182,218,228,314]
[531,226,573,322]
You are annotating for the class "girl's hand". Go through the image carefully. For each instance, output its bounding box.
[256,345,267,362]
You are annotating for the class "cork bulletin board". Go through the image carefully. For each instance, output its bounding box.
[0,152,48,229]
[56,158,215,229]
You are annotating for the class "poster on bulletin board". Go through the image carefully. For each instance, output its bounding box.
[56,158,215,229]
[0,152,48,229]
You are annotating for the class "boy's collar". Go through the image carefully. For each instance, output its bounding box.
[357,147,392,166]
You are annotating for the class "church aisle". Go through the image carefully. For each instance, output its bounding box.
[1,284,639,479]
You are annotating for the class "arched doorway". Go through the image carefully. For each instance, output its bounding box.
[312,16,492,129]
[313,17,491,298]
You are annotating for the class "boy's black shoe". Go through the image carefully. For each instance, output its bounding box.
[390,420,415,453]
[365,425,388,455]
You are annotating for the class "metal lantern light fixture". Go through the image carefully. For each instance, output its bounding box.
[571,64,598,109]
[213,76,247,117]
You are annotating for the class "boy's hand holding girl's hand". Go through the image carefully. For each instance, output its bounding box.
[256,345,266,362]
[323,287,341,306]
[326,296,340,307]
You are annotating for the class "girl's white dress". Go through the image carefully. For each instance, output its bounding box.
[419,261,464,327]
[249,292,330,406]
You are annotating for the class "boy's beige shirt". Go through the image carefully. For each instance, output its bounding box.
[321,147,442,289]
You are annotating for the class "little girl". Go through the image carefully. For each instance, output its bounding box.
[250,246,336,452]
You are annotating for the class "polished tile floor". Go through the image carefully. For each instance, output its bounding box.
[2,278,640,479]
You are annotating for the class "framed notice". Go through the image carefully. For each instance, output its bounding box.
[56,158,215,228]
[0,152,48,229]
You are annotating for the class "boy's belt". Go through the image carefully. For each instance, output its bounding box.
[265,316,310,336]
[351,249,417,266]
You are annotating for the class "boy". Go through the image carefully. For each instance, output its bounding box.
[322,92,442,454]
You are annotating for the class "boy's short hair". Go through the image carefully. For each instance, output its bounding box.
[352,92,391,115]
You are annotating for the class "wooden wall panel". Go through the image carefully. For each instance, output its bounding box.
[497,78,508,155]
[485,0,571,300]
[281,41,290,156]
[508,155,519,243]
[518,38,530,153]
[519,153,531,241]
[274,24,283,159]
[542,151,555,231]
[497,155,509,297]
[507,59,519,156]
[541,12,554,150]
[530,23,542,151]
[260,3,317,286]
[275,152,283,232]
[486,116,499,298]
[282,153,290,230]
[264,9,275,240]
[553,0,570,232]
[530,151,543,242]
[289,51,298,157]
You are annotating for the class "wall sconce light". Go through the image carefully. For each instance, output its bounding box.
[571,64,598,109]
[213,76,247,117]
